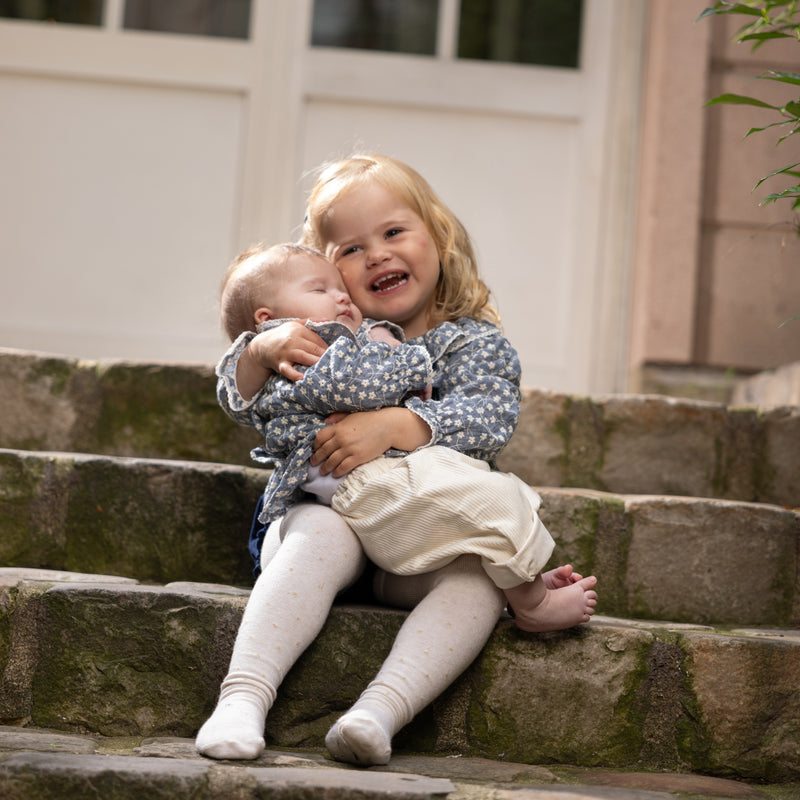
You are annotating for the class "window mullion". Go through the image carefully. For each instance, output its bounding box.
[437,0,460,60]
[104,0,126,32]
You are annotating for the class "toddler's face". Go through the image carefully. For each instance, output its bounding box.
[322,181,440,339]
[266,255,362,333]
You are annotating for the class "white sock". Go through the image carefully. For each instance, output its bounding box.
[196,504,365,760]
[325,708,393,765]
[195,672,272,759]
[326,555,504,765]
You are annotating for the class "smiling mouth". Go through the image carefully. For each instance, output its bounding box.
[371,272,408,293]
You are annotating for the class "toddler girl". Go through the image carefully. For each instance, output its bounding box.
[196,154,596,766]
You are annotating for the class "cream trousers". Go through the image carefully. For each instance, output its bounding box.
[330,447,554,589]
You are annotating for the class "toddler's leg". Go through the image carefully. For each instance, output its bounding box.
[325,555,504,766]
[504,573,597,633]
[196,504,365,760]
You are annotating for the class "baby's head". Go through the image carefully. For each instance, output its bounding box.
[220,243,362,341]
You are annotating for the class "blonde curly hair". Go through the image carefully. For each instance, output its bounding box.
[300,153,500,328]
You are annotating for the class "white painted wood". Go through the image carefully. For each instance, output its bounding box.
[297,0,643,392]
[0,0,644,391]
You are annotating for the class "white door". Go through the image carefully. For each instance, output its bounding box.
[292,1,644,392]
[0,0,643,391]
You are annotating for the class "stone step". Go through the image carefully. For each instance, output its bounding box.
[0,348,256,467]
[497,390,799,509]
[1,727,786,800]
[2,347,798,506]
[1,568,798,785]
[2,449,797,626]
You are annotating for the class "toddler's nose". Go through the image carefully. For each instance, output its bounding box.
[366,246,389,266]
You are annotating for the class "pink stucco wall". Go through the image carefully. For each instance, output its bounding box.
[629,1,800,380]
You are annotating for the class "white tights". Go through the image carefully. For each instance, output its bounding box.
[195,503,504,764]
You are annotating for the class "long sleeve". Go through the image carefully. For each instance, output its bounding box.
[284,335,433,417]
[404,319,521,462]
[215,331,264,427]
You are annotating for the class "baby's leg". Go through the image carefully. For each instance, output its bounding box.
[504,573,597,633]
[196,504,365,760]
[325,555,504,766]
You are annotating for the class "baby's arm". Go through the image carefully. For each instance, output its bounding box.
[237,322,327,397]
[216,321,328,425]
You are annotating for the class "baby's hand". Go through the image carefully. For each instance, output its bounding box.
[368,326,402,347]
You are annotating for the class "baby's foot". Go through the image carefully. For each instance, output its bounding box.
[325,709,392,766]
[542,564,583,590]
[195,699,266,760]
[511,576,598,633]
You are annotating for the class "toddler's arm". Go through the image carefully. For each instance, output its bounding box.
[310,321,520,476]
[311,406,432,477]
[405,322,521,462]
[289,331,433,414]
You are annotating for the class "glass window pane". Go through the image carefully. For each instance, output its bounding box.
[311,0,438,56]
[123,0,251,39]
[0,0,103,25]
[458,0,583,69]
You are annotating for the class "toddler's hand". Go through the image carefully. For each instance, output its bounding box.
[311,410,393,477]
[252,320,327,382]
[311,407,431,477]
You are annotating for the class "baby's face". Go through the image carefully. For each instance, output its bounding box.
[270,255,363,333]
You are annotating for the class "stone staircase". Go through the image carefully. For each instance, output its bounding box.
[1,347,799,799]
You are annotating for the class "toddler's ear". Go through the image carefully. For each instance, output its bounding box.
[254,307,273,325]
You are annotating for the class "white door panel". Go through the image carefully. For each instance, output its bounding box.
[300,100,581,387]
[0,72,243,361]
[0,0,643,391]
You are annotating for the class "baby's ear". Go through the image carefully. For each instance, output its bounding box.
[254,307,273,324]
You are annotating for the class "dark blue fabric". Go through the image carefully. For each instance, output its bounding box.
[248,493,267,578]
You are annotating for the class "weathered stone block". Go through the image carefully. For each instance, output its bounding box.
[622,496,799,626]
[0,450,262,586]
[684,630,800,782]
[0,348,258,466]
[90,361,259,465]
[538,488,800,627]
[499,388,800,507]
[466,622,653,767]
[29,583,246,737]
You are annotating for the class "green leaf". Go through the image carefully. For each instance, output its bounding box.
[758,184,800,205]
[759,70,800,85]
[744,120,792,136]
[705,93,777,109]
[740,30,793,42]
[779,314,800,328]
[776,125,800,144]
[697,4,765,21]
[753,163,800,190]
